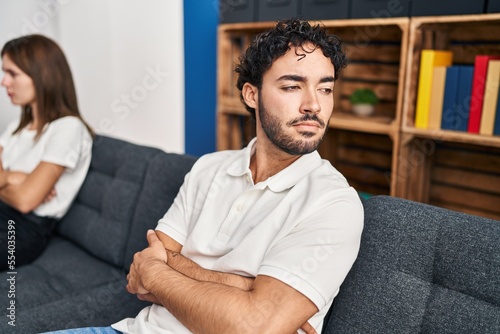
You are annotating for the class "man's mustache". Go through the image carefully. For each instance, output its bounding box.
[287,114,326,128]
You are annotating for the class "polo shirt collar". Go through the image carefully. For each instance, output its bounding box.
[226,137,323,192]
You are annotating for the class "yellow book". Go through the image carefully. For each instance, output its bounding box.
[428,66,447,130]
[480,60,500,135]
[415,50,453,129]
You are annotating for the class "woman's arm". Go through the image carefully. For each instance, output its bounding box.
[0,161,65,213]
[0,147,7,188]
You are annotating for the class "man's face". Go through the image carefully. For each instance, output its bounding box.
[256,44,335,155]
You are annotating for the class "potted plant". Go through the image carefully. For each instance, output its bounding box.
[350,88,379,116]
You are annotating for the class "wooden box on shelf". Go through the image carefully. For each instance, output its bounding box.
[217,18,409,196]
[397,14,500,220]
[319,129,395,196]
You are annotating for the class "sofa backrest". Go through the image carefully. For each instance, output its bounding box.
[323,195,500,334]
[57,135,197,270]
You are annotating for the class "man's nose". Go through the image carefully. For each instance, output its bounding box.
[300,89,321,114]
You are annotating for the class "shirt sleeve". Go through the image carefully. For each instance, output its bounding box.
[155,169,193,246]
[41,117,89,169]
[258,188,364,310]
[155,153,221,246]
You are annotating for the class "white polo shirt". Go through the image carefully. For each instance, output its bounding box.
[113,138,363,334]
[0,116,92,218]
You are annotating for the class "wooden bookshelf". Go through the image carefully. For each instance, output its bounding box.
[217,14,500,220]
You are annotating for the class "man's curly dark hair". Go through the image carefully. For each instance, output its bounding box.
[235,18,348,117]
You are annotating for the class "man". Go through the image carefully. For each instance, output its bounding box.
[48,18,363,334]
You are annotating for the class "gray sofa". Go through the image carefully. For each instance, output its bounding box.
[1,135,499,333]
[0,135,197,333]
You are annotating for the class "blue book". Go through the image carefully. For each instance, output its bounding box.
[441,66,474,131]
[441,66,460,130]
[494,83,500,135]
[454,66,474,131]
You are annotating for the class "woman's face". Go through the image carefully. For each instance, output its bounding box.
[1,54,36,107]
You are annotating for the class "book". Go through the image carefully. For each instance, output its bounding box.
[428,66,447,130]
[441,66,460,130]
[480,60,500,135]
[415,50,453,129]
[441,66,474,131]
[494,82,500,135]
[454,66,474,131]
[467,55,500,133]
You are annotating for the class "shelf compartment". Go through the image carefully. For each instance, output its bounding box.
[320,130,395,196]
[396,135,500,220]
[430,142,500,220]
[402,13,500,134]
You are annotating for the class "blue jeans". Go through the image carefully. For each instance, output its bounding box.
[41,327,121,334]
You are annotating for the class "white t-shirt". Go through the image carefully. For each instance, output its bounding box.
[0,116,92,218]
[113,138,364,334]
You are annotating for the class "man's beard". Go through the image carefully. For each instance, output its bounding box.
[258,93,327,155]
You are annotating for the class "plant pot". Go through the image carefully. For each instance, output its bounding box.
[352,104,375,116]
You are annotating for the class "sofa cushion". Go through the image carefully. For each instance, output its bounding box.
[123,150,198,270]
[324,195,500,334]
[57,135,197,269]
[0,236,150,333]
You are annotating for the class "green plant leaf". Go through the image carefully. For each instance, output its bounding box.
[350,88,379,105]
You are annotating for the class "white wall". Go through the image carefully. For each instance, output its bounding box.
[0,1,58,128]
[0,0,184,153]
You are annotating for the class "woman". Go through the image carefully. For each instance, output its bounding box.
[0,34,93,270]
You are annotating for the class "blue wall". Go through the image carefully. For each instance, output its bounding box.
[184,0,218,156]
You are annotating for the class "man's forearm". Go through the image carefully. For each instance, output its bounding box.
[146,260,250,334]
[166,250,254,291]
[143,260,306,334]
[129,231,317,334]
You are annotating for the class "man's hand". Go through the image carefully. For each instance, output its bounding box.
[43,188,57,203]
[298,321,317,334]
[127,230,169,303]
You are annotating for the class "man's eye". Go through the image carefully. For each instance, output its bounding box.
[319,88,333,94]
[283,86,299,91]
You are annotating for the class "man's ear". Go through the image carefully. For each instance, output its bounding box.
[242,83,258,109]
